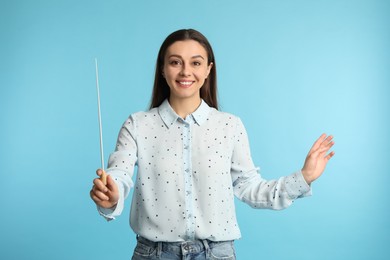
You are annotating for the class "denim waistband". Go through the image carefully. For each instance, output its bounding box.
[136,236,233,256]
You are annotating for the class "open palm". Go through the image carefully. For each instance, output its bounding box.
[302,134,335,184]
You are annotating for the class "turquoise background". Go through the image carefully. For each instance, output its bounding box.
[1,0,389,259]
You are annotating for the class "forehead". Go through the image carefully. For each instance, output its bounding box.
[165,40,208,58]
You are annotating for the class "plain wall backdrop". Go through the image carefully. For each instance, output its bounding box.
[1,0,389,259]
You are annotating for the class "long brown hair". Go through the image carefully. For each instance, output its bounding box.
[149,29,218,109]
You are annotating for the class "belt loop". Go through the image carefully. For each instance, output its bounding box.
[157,241,162,258]
[202,239,210,258]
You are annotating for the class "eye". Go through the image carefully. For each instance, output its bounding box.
[193,61,202,66]
[169,59,182,66]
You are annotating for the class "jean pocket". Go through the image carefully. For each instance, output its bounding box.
[133,241,157,258]
[209,241,236,260]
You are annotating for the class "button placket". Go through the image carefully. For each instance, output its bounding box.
[182,117,195,240]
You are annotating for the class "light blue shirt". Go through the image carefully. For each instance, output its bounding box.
[98,99,311,242]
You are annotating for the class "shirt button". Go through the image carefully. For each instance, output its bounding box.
[185,169,190,173]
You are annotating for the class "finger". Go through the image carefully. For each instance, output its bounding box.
[309,133,327,153]
[106,175,118,193]
[91,188,109,201]
[93,178,108,193]
[325,151,335,161]
[90,190,104,203]
[319,140,335,156]
[96,169,103,177]
[319,139,335,152]
[314,147,334,163]
[321,135,334,147]
[313,135,334,155]
[308,140,334,162]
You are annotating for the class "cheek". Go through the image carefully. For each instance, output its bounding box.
[194,67,208,78]
[204,65,212,77]
[163,70,176,82]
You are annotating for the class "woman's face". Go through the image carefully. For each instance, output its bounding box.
[162,40,213,104]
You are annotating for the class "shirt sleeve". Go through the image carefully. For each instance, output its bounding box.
[97,115,138,220]
[231,118,311,210]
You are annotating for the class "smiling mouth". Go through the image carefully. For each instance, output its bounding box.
[176,81,194,88]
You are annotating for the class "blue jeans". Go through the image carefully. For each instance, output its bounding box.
[131,236,236,260]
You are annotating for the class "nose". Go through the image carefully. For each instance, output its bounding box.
[180,63,191,76]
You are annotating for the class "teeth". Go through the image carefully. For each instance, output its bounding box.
[179,81,192,85]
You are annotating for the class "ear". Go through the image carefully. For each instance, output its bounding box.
[206,62,213,79]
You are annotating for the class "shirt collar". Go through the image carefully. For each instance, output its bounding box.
[158,99,211,128]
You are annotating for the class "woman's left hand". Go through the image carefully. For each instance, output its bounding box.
[302,134,335,184]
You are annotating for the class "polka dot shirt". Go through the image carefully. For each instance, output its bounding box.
[98,99,311,242]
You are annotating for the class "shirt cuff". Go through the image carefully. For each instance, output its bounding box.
[284,170,312,199]
[97,181,125,221]
[98,205,117,221]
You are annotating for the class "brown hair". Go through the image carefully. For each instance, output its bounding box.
[149,29,218,109]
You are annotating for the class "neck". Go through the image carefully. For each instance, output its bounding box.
[169,96,201,119]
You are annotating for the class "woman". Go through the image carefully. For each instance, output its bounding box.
[90,29,335,260]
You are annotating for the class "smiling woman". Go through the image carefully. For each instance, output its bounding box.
[89,29,335,260]
[150,29,218,111]
[162,40,213,118]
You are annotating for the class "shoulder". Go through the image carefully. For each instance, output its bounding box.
[122,107,159,127]
[209,108,243,126]
[130,107,159,120]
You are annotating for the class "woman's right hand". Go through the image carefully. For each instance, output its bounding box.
[90,169,119,209]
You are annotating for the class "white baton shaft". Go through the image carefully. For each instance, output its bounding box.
[95,58,107,185]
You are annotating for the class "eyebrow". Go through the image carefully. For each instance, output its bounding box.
[168,54,205,60]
